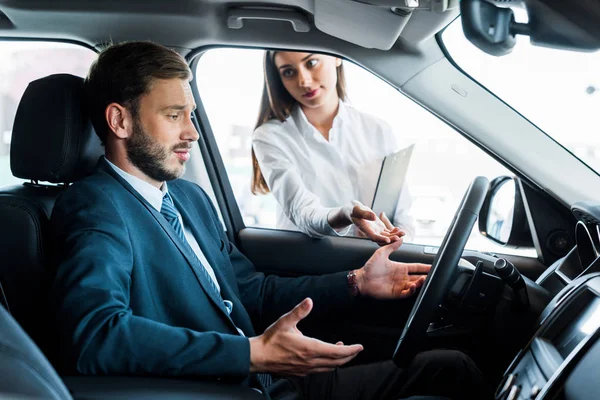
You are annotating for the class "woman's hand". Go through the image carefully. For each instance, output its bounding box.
[350,203,405,246]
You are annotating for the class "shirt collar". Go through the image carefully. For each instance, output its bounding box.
[292,99,347,139]
[291,104,314,137]
[335,99,349,126]
[104,156,167,212]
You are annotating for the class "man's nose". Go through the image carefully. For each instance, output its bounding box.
[182,114,200,142]
[298,68,312,87]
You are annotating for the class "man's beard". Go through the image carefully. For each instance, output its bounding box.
[125,118,188,182]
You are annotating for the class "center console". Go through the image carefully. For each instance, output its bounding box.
[496,273,600,400]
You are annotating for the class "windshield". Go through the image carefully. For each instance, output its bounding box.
[442,15,600,174]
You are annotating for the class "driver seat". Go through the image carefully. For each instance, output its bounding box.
[0,73,103,365]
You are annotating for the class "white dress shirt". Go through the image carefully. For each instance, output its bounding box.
[253,101,415,240]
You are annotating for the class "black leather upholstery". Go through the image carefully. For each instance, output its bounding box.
[11,74,103,183]
[0,185,63,360]
[63,377,267,399]
[0,74,104,362]
[0,305,72,399]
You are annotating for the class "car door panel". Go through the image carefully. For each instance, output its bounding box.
[237,228,436,276]
[238,227,546,280]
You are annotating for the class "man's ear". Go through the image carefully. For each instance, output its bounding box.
[335,57,342,68]
[105,103,132,139]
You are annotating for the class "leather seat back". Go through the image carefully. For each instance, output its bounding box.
[0,304,72,399]
[0,74,103,361]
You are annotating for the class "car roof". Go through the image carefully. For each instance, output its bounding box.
[0,0,457,54]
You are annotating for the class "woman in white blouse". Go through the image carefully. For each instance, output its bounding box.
[252,51,416,244]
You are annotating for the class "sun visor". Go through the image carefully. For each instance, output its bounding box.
[314,0,411,50]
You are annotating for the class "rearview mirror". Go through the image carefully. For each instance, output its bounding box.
[460,0,600,56]
[460,0,517,56]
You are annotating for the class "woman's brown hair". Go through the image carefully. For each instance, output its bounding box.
[251,51,347,195]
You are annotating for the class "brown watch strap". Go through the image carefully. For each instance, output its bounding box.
[347,270,360,297]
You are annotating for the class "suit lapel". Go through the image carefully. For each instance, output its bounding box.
[170,184,255,336]
[98,159,235,326]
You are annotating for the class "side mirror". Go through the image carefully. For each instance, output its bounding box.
[479,176,533,247]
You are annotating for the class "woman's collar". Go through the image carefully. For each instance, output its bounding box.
[293,99,347,138]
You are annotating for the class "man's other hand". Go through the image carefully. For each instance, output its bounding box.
[356,240,431,299]
[249,298,363,376]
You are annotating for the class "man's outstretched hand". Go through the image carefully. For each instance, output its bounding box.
[249,298,363,376]
[356,240,431,299]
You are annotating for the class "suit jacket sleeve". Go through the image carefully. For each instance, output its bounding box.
[51,182,250,378]
[193,185,357,331]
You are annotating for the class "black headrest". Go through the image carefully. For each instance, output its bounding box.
[10,74,103,183]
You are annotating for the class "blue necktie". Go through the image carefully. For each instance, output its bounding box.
[161,192,273,388]
[160,192,223,301]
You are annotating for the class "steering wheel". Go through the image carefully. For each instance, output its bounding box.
[393,176,490,366]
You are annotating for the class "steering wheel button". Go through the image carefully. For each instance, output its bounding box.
[495,373,516,399]
[530,385,541,399]
[507,385,520,400]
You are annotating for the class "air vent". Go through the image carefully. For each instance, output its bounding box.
[573,209,600,226]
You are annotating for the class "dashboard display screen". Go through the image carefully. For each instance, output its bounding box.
[553,297,600,358]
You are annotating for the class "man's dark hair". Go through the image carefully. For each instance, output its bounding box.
[85,41,192,144]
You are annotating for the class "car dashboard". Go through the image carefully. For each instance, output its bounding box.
[495,202,600,399]
[537,202,600,296]
[497,273,600,400]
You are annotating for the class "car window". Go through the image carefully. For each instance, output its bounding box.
[0,41,97,187]
[441,15,600,176]
[195,48,535,256]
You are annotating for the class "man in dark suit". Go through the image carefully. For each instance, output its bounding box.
[51,41,491,399]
